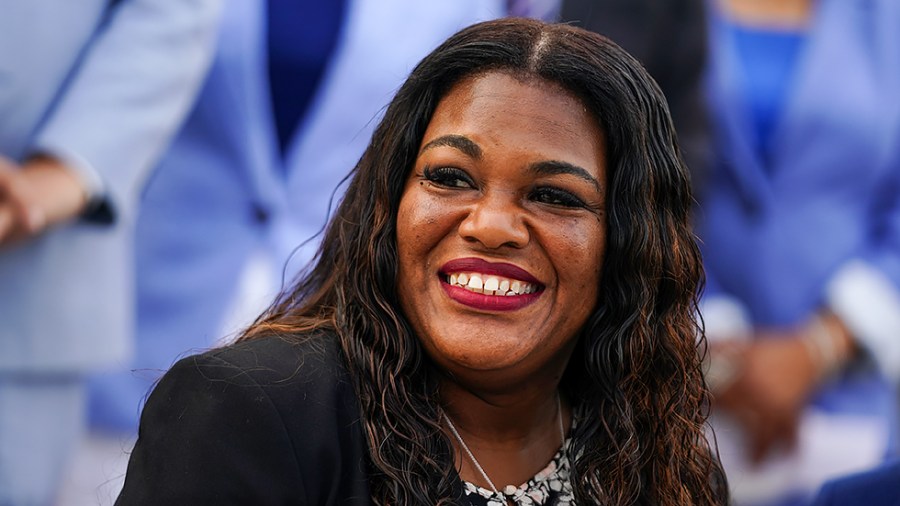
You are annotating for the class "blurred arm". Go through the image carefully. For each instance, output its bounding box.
[0,155,87,244]
[27,0,221,228]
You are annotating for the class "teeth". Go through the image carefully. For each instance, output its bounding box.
[467,274,484,293]
[445,272,538,296]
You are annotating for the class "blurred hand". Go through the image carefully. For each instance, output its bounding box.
[712,314,855,464]
[0,155,88,246]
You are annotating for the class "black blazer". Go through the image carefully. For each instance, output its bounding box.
[116,333,373,504]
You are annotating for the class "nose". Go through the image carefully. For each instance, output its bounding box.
[457,191,529,250]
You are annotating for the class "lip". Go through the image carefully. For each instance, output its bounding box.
[439,257,544,312]
[440,257,542,285]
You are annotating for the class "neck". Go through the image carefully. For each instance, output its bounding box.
[721,0,813,28]
[440,380,570,490]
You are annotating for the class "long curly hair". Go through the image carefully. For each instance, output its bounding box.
[241,18,726,505]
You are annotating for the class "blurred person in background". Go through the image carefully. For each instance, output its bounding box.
[88,0,505,442]
[0,0,219,504]
[698,0,900,504]
[558,0,711,195]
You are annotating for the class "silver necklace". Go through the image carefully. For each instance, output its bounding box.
[442,396,566,500]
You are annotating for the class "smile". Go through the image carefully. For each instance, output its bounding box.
[439,258,544,311]
[446,273,538,296]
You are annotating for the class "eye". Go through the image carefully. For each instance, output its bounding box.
[529,186,587,208]
[422,166,475,189]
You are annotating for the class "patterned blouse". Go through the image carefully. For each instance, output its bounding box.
[461,441,574,505]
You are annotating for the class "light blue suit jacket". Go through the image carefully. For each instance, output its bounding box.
[0,0,220,372]
[90,0,504,432]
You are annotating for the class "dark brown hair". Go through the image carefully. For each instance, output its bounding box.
[241,17,726,505]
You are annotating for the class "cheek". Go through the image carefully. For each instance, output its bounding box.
[396,191,424,324]
[396,191,423,277]
[396,186,457,275]
[553,218,606,299]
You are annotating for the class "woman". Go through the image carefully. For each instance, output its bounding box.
[699,0,900,503]
[116,18,726,505]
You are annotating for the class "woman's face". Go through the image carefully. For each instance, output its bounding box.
[396,72,607,388]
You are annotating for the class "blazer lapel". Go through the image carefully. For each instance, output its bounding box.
[769,0,890,184]
[221,0,282,208]
[707,7,773,208]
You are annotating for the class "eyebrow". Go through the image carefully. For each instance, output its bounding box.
[530,160,602,192]
[419,134,483,159]
[420,134,602,192]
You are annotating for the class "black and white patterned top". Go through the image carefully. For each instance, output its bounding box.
[461,441,575,506]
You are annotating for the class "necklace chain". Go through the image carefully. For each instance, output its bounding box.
[442,396,565,499]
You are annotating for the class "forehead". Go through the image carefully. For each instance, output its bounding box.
[421,72,606,178]
[429,71,597,132]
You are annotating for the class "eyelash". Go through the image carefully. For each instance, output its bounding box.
[422,166,587,209]
[422,166,473,188]
[528,187,587,208]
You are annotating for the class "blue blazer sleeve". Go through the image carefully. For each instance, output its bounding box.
[31,0,221,220]
[809,460,900,506]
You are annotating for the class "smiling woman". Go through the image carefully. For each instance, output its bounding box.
[115,18,727,506]
[398,73,606,385]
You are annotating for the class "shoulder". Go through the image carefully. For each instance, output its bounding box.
[811,460,900,506]
[164,332,363,441]
[189,331,350,387]
[119,331,371,504]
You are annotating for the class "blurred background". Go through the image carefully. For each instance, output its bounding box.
[1,1,897,505]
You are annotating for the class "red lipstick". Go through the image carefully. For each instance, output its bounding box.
[439,257,543,312]
[440,258,542,285]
